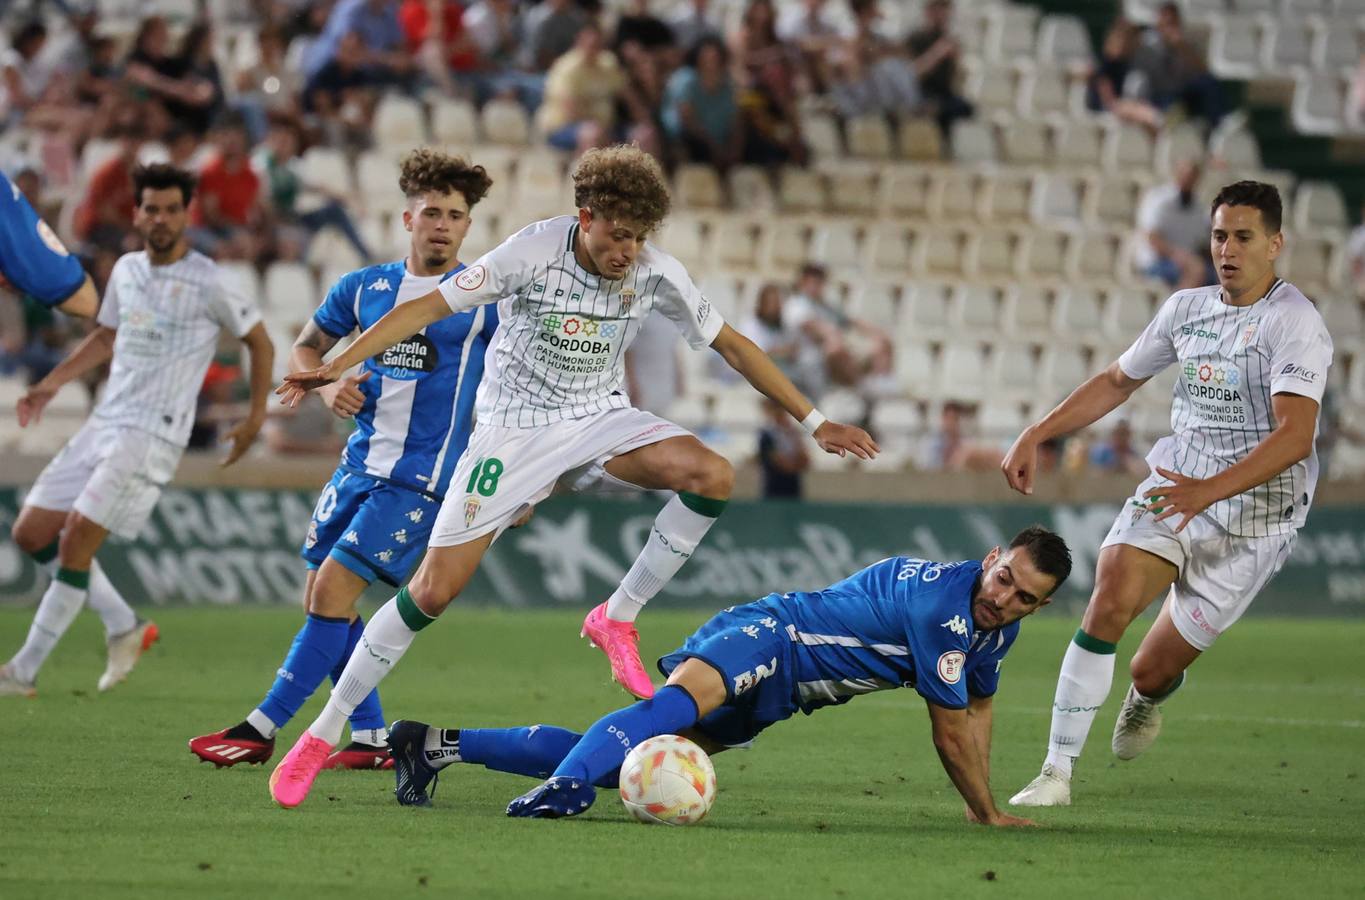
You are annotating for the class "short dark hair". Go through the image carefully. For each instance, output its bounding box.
[1210,180,1282,234]
[799,262,827,280]
[1009,525,1072,595]
[132,163,196,207]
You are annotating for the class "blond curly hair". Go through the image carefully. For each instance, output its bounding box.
[571,145,670,232]
[399,148,493,208]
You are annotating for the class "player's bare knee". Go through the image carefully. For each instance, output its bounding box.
[10,518,51,555]
[683,452,733,499]
[406,570,457,617]
[1129,652,1178,697]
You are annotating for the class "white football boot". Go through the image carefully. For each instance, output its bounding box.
[0,662,37,698]
[98,620,159,692]
[1112,684,1163,760]
[1008,763,1071,807]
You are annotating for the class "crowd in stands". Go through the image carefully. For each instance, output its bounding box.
[0,0,1362,482]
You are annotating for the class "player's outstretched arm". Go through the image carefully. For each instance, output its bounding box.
[16,325,116,426]
[54,274,100,319]
[277,291,450,405]
[1002,360,1146,495]
[290,319,370,418]
[926,700,1035,828]
[220,322,275,467]
[708,324,880,460]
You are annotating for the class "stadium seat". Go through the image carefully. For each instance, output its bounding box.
[1153,122,1206,172]
[1039,345,1090,394]
[658,216,707,270]
[263,262,317,316]
[481,99,531,145]
[1262,18,1314,71]
[1319,298,1363,341]
[218,261,262,309]
[304,228,365,272]
[1000,119,1049,167]
[675,163,725,209]
[1102,121,1154,172]
[710,218,761,272]
[938,344,988,401]
[1280,233,1338,289]
[1067,232,1122,283]
[1104,288,1157,342]
[1035,15,1094,70]
[898,280,953,341]
[962,229,1016,280]
[697,274,743,322]
[803,111,844,160]
[761,218,810,272]
[1083,173,1140,226]
[1210,128,1263,169]
[893,340,936,398]
[1002,285,1052,339]
[880,166,932,219]
[1051,118,1104,169]
[1294,181,1349,231]
[1053,286,1106,341]
[1208,18,1264,80]
[431,98,479,145]
[1291,72,1347,135]
[983,5,1038,64]
[927,170,978,221]
[1018,230,1067,280]
[870,398,924,437]
[828,168,877,215]
[977,398,1027,441]
[729,165,775,212]
[809,222,862,274]
[897,118,943,161]
[846,281,900,322]
[299,147,354,193]
[355,150,400,208]
[1311,17,1361,72]
[1029,173,1083,225]
[1016,66,1071,119]
[778,166,828,212]
[952,284,1000,330]
[912,228,966,278]
[374,96,428,148]
[949,118,998,165]
[863,225,913,276]
[846,115,894,159]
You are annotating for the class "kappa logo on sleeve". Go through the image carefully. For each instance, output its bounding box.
[941,615,969,637]
[937,650,965,684]
[456,265,486,291]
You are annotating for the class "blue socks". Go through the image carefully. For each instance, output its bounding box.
[550,685,699,787]
[337,616,386,732]
[459,726,624,788]
[257,614,384,734]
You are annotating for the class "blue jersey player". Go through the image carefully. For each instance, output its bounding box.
[0,169,100,317]
[388,526,1072,827]
[189,150,497,769]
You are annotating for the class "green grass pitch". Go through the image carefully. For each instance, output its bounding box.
[1,606,1362,899]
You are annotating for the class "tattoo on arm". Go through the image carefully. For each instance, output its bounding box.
[294,320,340,356]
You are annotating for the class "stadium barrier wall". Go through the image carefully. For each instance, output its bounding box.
[1,487,1362,616]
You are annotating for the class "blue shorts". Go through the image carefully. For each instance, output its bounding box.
[0,174,85,307]
[301,468,441,586]
[658,604,799,748]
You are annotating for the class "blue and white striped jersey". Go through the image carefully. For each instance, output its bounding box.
[313,260,497,498]
[751,557,1017,711]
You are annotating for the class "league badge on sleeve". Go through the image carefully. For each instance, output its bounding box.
[937,651,965,684]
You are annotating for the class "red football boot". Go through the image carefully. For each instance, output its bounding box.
[325,742,394,770]
[188,726,274,767]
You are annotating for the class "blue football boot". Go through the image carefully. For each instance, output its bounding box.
[388,719,439,807]
[506,776,597,818]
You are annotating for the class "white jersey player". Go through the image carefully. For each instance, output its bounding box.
[1002,181,1334,807]
[1,164,274,697]
[268,145,879,809]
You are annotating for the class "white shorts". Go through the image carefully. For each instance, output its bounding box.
[24,420,183,539]
[1102,476,1296,652]
[429,407,693,548]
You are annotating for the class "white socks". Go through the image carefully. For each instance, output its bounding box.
[308,596,422,745]
[11,575,88,682]
[1043,631,1117,778]
[247,708,279,740]
[37,558,138,638]
[605,493,725,623]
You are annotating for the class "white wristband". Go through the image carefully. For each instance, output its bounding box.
[800,408,827,435]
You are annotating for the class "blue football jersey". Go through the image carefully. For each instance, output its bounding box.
[312,260,497,498]
[0,170,86,307]
[751,557,1018,711]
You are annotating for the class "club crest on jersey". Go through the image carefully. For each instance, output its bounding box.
[464,496,481,527]
[619,287,635,311]
[304,520,319,549]
[1232,319,1260,354]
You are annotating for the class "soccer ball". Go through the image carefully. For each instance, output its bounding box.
[618,734,717,826]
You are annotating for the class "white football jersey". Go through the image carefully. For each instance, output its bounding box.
[93,250,261,446]
[437,216,723,427]
[1119,278,1333,536]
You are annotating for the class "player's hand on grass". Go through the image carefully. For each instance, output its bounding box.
[1001,430,1039,495]
[1145,466,1218,533]
[985,811,1039,828]
[319,370,370,418]
[814,421,879,460]
[277,362,342,407]
[219,415,264,468]
[16,382,56,427]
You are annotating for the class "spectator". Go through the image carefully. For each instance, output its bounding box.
[75,34,119,107]
[777,0,841,93]
[169,23,226,136]
[234,28,304,139]
[739,281,818,396]
[254,120,372,263]
[463,0,544,107]
[1087,417,1146,475]
[0,20,56,125]
[1133,159,1215,289]
[72,122,144,251]
[304,31,381,144]
[522,0,589,73]
[1346,199,1365,299]
[191,113,265,261]
[1085,16,1162,133]
[398,0,481,94]
[662,36,743,171]
[758,396,809,498]
[0,291,75,385]
[304,0,411,85]
[624,310,684,418]
[667,0,725,55]
[612,0,676,57]
[124,17,218,136]
[784,262,894,399]
[1129,2,1224,128]
[538,23,641,155]
[826,0,922,120]
[906,0,973,137]
[730,0,787,85]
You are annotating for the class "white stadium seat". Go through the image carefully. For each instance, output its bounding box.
[674,163,724,209]
[373,95,428,148]
[1036,15,1094,69]
[1294,181,1349,231]
[950,119,998,165]
[1208,19,1264,80]
[263,262,317,317]
[1262,18,1313,72]
[430,98,479,145]
[1016,66,1071,119]
[898,118,943,161]
[298,147,354,193]
[846,115,894,160]
[928,170,978,221]
[1291,72,1346,135]
[978,170,1033,222]
[729,165,776,213]
[1102,121,1154,172]
[864,225,913,275]
[1002,285,1052,339]
[481,99,531,145]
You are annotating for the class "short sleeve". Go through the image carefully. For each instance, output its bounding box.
[0,176,86,307]
[211,269,263,338]
[1267,305,1333,404]
[1117,294,1178,380]
[965,624,1018,699]
[653,263,724,350]
[313,269,363,338]
[902,565,974,710]
[437,228,537,314]
[96,259,122,328]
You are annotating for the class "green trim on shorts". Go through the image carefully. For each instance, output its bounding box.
[679,491,728,519]
[395,586,436,632]
[56,567,91,590]
[1072,628,1117,655]
[30,540,59,565]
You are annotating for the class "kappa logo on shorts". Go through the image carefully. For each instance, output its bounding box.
[343,530,360,544]
[406,508,424,524]
[464,496,480,527]
[391,528,408,544]
[375,549,395,563]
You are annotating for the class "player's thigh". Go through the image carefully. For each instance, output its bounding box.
[665,657,728,718]
[73,427,182,540]
[406,533,496,616]
[23,421,103,527]
[10,505,69,554]
[308,558,373,619]
[300,568,318,614]
[1129,601,1202,695]
[1082,543,1179,644]
[56,511,109,569]
[603,435,734,497]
